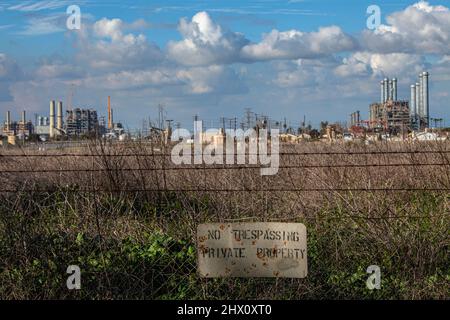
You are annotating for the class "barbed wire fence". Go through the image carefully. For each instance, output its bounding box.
[0,142,449,299]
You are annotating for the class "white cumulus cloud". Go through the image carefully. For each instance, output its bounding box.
[168,11,249,66]
[78,18,163,70]
[334,52,426,79]
[242,26,357,61]
[361,1,450,54]
[168,12,356,65]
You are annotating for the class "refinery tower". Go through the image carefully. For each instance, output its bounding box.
[410,72,429,130]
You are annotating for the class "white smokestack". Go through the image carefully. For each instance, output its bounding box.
[380,81,384,104]
[57,101,63,131]
[383,78,389,103]
[409,84,416,118]
[392,78,397,101]
[419,73,424,117]
[6,111,11,131]
[49,100,56,138]
[410,85,416,119]
[415,83,421,127]
[422,71,429,127]
[388,79,393,100]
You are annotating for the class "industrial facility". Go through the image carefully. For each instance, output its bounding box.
[366,72,431,134]
[0,70,446,146]
[0,96,125,144]
[368,77,410,133]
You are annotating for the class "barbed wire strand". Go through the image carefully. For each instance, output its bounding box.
[0,163,449,173]
[1,150,450,157]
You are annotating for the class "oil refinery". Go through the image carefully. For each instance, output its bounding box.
[0,70,448,146]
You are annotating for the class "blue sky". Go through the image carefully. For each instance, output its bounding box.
[0,0,449,129]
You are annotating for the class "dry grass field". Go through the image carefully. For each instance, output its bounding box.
[0,139,449,299]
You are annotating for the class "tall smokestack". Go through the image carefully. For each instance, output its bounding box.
[419,73,424,117]
[380,81,384,103]
[57,101,63,131]
[108,96,112,130]
[392,78,397,101]
[383,78,389,103]
[388,79,393,100]
[49,100,56,138]
[410,85,416,119]
[422,71,429,127]
[6,111,11,132]
[415,83,421,127]
[21,110,26,123]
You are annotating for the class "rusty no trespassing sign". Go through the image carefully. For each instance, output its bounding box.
[197,222,307,278]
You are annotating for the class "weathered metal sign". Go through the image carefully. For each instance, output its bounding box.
[197,222,307,278]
